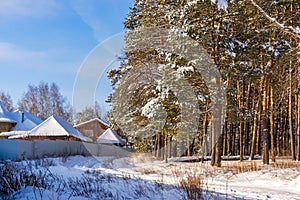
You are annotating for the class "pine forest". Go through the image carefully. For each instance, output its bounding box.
[108,0,300,167]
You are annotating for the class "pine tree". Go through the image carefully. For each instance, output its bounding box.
[107,0,300,166]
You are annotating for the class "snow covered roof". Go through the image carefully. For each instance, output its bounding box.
[99,118,110,127]
[11,109,43,131]
[0,117,16,123]
[96,128,125,145]
[17,115,92,142]
[74,117,110,127]
[0,101,42,130]
[0,101,16,124]
[0,131,29,138]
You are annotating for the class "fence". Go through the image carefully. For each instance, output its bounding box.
[0,139,135,161]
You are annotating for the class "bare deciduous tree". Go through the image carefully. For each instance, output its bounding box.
[0,91,14,111]
[18,82,73,122]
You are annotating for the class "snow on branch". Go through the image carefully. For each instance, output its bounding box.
[211,0,228,12]
[249,0,300,39]
[189,0,228,11]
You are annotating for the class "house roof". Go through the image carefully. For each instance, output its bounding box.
[0,131,29,138]
[74,117,110,128]
[0,101,42,130]
[0,101,16,124]
[11,109,43,131]
[96,128,125,145]
[11,115,92,142]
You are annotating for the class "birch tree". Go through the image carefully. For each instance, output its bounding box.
[0,91,14,111]
[18,82,73,122]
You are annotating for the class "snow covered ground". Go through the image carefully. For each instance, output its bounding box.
[2,154,300,200]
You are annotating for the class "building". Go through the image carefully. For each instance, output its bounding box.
[74,118,110,141]
[96,128,125,146]
[0,101,42,133]
[10,115,92,142]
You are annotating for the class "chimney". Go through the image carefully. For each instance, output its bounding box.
[21,112,25,123]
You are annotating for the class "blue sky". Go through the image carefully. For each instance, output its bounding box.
[0,0,133,112]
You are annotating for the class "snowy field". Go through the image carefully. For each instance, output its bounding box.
[1,154,300,200]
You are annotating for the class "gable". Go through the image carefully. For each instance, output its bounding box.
[74,118,110,129]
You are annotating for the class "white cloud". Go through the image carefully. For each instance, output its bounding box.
[0,0,60,17]
[70,0,128,42]
[0,42,82,76]
[70,0,105,42]
[0,42,46,61]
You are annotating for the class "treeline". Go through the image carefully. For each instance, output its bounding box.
[108,0,300,166]
[1,82,73,122]
[1,82,106,124]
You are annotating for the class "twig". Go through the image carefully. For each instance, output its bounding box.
[249,0,300,39]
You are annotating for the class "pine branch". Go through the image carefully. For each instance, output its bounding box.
[249,0,300,39]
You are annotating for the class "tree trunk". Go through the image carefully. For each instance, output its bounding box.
[211,77,223,167]
[231,125,236,156]
[157,132,161,158]
[270,86,276,162]
[297,0,300,162]
[211,121,216,166]
[289,55,296,160]
[187,136,191,157]
[164,131,168,163]
[250,100,260,160]
[201,111,208,162]
[297,94,300,161]
[214,135,223,167]
[237,80,244,162]
[262,75,270,165]
[250,79,262,160]
[245,82,252,155]
[168,136,172,158]
[223,121,228,156]
[278,105,284,155]
[161,132,164,160]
